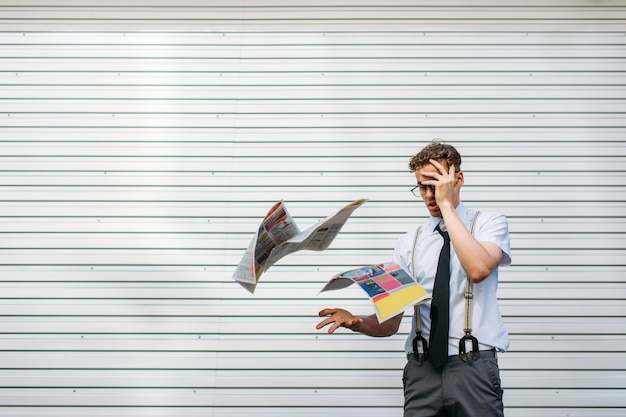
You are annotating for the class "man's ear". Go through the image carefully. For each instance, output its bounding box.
[455,171,465,189]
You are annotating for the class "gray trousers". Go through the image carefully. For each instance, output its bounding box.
[402,350,504,417]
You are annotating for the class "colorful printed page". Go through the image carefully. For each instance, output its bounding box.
[320,262,431,323]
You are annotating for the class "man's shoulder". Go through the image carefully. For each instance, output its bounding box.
[463,205,506,223]
[474,210,508,224]
[396,221,428,248]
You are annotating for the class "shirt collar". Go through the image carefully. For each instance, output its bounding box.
[425,201,469,233]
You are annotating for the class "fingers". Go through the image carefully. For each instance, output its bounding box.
[327,322,342,334]
[429,159,455,177]
[316,316,342,334]
[316,308,357,334]
[316,308,338,332]
[428,158,445,173]
[318,308,337,317]
[315,316,333,330]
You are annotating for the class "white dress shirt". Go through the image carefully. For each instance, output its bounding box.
[393,202,512,356]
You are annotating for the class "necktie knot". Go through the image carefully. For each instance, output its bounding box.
[435,224,449,241]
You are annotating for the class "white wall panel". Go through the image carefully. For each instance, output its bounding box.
[0,1,625,416]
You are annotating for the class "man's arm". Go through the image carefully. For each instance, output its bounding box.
[426,159,504,283]
[316,308,403,337]
[440,208,504,283]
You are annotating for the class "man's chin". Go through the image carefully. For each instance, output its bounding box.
[427,205,442,217]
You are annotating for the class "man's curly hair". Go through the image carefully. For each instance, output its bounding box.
[408,139,462,173]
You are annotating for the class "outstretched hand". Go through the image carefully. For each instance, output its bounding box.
[316,308,363,334]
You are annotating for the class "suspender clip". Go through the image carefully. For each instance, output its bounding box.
[412,331,428,364]
[459,330,480,363]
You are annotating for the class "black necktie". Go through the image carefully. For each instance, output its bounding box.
[429,224,450,368]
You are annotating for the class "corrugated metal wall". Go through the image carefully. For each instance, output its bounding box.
[0,1,625,416]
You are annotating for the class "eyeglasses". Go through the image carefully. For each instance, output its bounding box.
[410,184,435,198]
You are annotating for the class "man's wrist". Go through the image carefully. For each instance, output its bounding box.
[347,319,362,332]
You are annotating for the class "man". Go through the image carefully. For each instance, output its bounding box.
[316,140,511,417]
